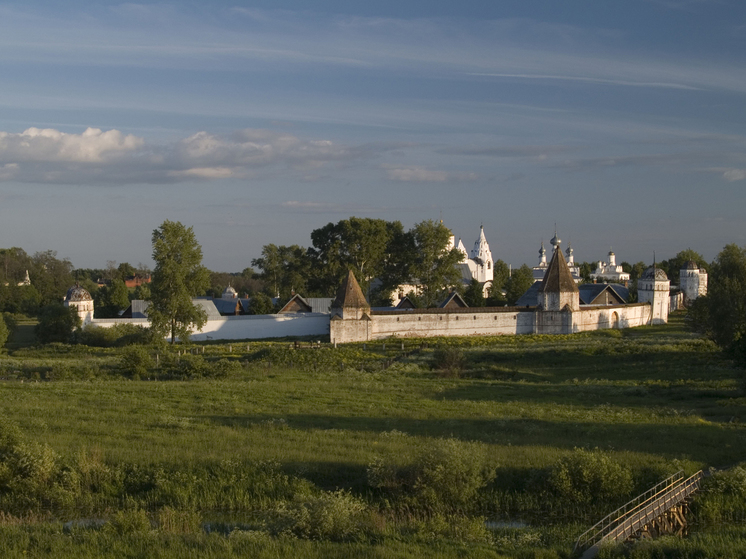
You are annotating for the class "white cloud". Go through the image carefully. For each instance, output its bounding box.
[387,166,449,182]
[168,167,238,179]
[0,127,143,163]
[0,126,393,185]
[723,168,746,182]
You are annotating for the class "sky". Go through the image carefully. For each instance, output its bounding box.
[0,0,744,272]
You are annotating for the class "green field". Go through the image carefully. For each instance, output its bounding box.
[0,313,745,558]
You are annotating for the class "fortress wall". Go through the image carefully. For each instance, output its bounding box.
[573,303,650,332]
[365,309,535,341]
[91,313,329,341]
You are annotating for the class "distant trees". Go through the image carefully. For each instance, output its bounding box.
[688,244,746,364]
[307,217,395,298]
[252,244,310,300]
[408,220,463,308]
[35,303,80,344]
[463,278,486,307]
[253,218,454,305]
[660,249,708,287]
[505,264,534,306]
[148,221,210,344]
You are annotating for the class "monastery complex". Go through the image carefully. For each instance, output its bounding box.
[61,227,709,344]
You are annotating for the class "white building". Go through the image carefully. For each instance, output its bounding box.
[466,225,493,284]
[680,261,708,305]
[64,284,94,325]
[591,250,630,283]
[637,266,670,324]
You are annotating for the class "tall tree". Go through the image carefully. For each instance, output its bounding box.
[148,221,210,344]
[688,244,746,364]
[30,250,74,305]
[661,249,708,286]
[252,244,310,299]
[463,278,486,307]
[409,220,463,307]
[308,217,397,297]
[505,264,534,306]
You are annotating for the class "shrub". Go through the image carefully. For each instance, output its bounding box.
[547,448,633,506]
[105,508,151,535]
[368,438,495,515]
[431,348,466,377]
[35,304,80,344]
[265,489,367,541]
[0,419,61,511]
[120,346,155,379]
[77,323,153,348]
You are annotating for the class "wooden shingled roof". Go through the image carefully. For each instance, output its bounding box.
[332,270,370,309]
[540,246,579,294]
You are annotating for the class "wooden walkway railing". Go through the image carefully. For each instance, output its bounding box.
[574,470,704,558]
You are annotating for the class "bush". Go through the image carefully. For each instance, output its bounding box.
[105,508,151,535]
[368,438,495,514]
[35,304,80,344]
[431,348,466,377]
[76,323,153,348]
[547,448,633,506]
[0,316,8,348]
[0,419,62,511]
[265,490,367,541]
[120,346,155,379]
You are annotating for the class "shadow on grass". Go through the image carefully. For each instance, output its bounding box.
[207,413,746,466]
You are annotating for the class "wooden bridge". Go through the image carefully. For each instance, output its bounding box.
[574,470,704,558]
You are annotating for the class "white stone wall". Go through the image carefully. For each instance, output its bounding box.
[91,313,330,341]
[367,309,535,340]
[573,303,650,332]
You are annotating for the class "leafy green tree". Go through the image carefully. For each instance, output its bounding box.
[688,244,746,364]
[96,278,130,318]
[505,264,534,306]
[0,314,8,348]
[661,249,708,286]
[492,259,510,293]
[409,220,463,308]
[148,221,210,345]
[35,303,80,344]
[370,222,416,306]
[578,261,594,283]
[249,292,275,315]
[308,217,394,297]
[463,278,485,307]
[252,244,311,299]
[629,261,648,282]
[117,262,137,280]
[30,250,75,305]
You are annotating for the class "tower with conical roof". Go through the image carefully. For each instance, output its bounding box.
[330,270,372,343]
[539,234,579,312]
[331,270,370,320]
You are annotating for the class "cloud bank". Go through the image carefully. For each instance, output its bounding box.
[0,127,385,184]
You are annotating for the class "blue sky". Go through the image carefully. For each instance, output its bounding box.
[0,0,744,272]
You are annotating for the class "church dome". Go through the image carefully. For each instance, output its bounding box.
[641,267,668,281]
[223,285,237,296]
[683,260,699,270]
[65,284,93,302]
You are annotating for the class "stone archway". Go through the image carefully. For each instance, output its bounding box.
[612,311,620,329]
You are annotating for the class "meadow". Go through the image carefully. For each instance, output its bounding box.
[0,313,745,558]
